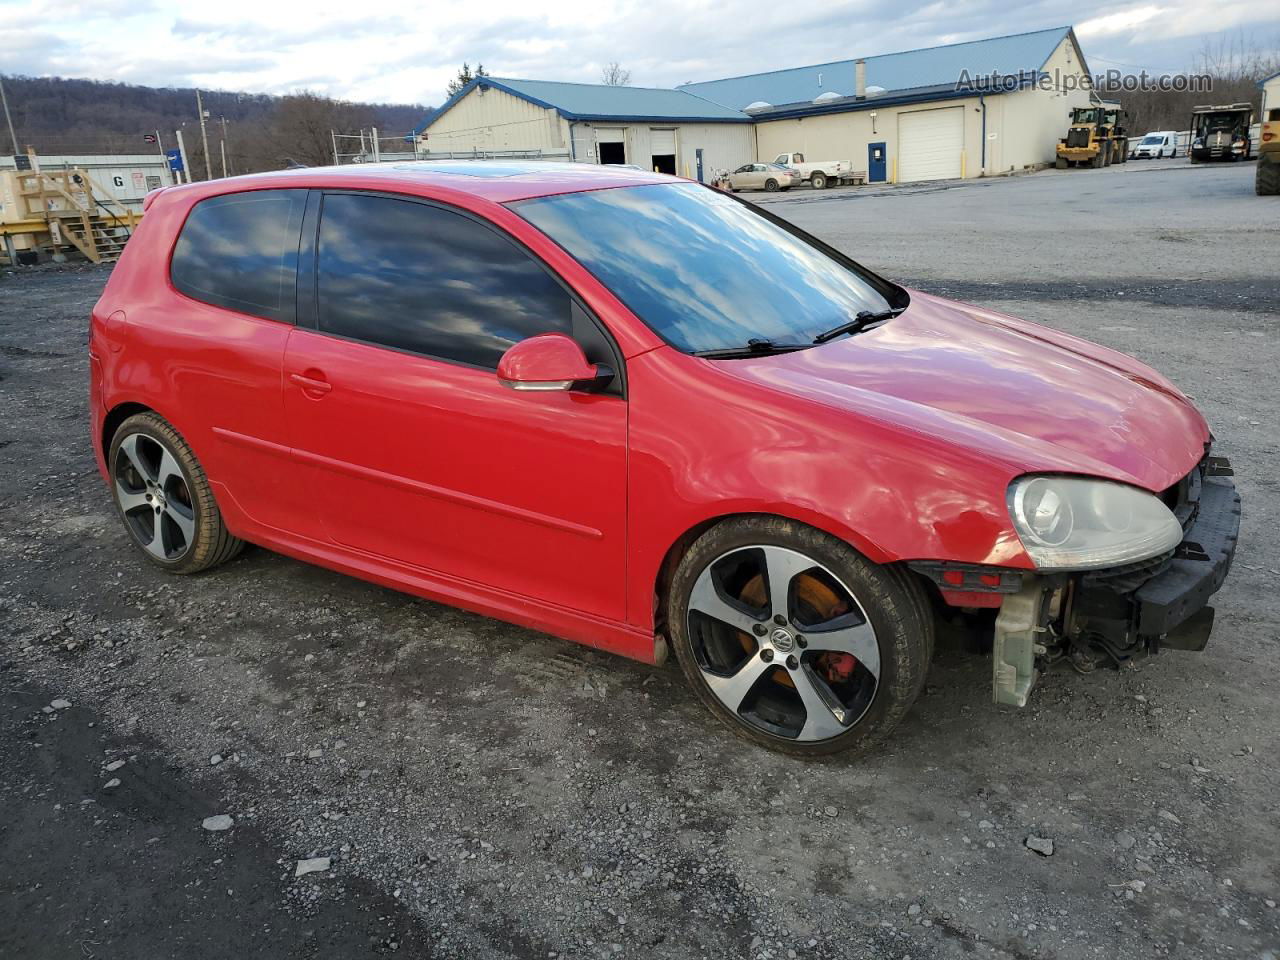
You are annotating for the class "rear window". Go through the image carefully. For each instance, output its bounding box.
[170,189,306,322]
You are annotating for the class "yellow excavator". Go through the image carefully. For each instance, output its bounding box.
[1056,104,1128,169]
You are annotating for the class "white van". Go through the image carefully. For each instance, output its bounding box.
[1133,131,1179,159]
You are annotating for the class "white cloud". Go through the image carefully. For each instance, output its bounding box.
[1077,6,1163,38]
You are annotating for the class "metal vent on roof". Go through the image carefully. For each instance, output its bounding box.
[865,85,887,96]
[812,91,843,103]
[744,101,773,113]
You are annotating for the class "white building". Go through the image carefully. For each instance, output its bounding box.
[413,26,1095,184]
[412,78,754,182]
[1261,70,1280,121]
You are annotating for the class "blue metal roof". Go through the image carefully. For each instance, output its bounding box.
[417,77,748,134]
[678,26,1076,110]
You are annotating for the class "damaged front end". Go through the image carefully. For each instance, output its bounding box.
[915,455,1241,707]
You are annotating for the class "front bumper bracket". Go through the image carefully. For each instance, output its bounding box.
[993,579,1053,707]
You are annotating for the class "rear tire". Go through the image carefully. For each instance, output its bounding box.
[764,178,779,192]
[1258,158,1280,196]
[667,516,933,758]
[810,172,828,190]
[108,412,244,575]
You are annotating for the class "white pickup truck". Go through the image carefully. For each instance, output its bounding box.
[771,152,860,189]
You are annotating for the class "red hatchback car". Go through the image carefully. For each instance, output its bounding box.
[89,162,1240,756]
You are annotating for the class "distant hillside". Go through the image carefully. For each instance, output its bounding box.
[0,74,430,170]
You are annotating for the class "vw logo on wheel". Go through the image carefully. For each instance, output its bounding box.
[770,628,795,652]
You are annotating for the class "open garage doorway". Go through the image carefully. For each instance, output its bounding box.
[596,128,626,165]
[650,129,677,175]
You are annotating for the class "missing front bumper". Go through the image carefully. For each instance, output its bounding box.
[992,472,1240,707]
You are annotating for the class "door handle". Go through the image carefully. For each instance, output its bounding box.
[289,372,332,396]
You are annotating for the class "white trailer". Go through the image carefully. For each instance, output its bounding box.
[0,154,173,214]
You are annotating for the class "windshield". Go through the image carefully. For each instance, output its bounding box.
[1142,135,1163,144]
[1199,112,1243,130]
[513,182,899,354]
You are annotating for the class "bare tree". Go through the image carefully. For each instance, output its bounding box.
[250,91,376,169]
[1096,30,1280,135]
[600,62,632,86]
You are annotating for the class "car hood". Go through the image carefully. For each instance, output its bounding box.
[725,291,1208,492]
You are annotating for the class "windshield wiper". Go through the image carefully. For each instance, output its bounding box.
[812,307,904,344]
[692,337,811,359]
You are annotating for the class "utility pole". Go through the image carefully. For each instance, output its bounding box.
[331,129,339,165]
[371,126,380,163]
[220,138,227,178]
[196,89,212,180]
[153,128,170,184]
[220,116,231,176]
[176,129,192,184]
[0,74,19,156]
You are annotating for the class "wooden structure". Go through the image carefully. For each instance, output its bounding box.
[1,152,140,265]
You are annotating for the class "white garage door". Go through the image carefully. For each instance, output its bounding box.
[898,107,964,182]
[649,129,676,154]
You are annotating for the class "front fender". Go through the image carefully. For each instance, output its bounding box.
[624,348,1029,629]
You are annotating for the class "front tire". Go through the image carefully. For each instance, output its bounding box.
[667,517,933,757]
[108,413,244,574]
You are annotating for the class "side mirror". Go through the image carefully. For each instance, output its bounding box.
[497,333,607,392]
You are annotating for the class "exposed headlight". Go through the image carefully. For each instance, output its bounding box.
[1007,476,1183,570]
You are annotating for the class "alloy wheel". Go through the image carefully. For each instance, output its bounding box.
[113,432,196,561]
[686,545,880,742]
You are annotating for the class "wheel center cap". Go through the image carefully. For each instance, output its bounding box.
[770,628,795,653]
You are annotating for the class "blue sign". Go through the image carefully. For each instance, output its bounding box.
[165,148,184,173]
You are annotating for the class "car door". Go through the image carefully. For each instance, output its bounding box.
[283,190,629,621]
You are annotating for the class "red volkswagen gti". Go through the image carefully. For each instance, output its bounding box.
[88,162,1240,756]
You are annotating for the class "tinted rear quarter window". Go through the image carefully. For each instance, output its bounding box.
[170,189,306,322]
[314,192,573,369]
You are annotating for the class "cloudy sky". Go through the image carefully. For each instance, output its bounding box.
[3,0,1277,106]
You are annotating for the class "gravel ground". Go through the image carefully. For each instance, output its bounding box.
[1,160,1277,960]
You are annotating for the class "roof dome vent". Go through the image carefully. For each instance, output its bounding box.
[744,101,773,113]
[865,85,887,97]
[812,90,843,103]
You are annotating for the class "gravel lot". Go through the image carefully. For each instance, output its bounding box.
[2,160,1277,960]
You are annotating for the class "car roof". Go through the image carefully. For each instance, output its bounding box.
[160,160,679,206]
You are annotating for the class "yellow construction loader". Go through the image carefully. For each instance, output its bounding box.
[1056,105,1129,169]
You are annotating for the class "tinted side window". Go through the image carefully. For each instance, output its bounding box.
[170,189,305,322]
[315,193,572,368]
